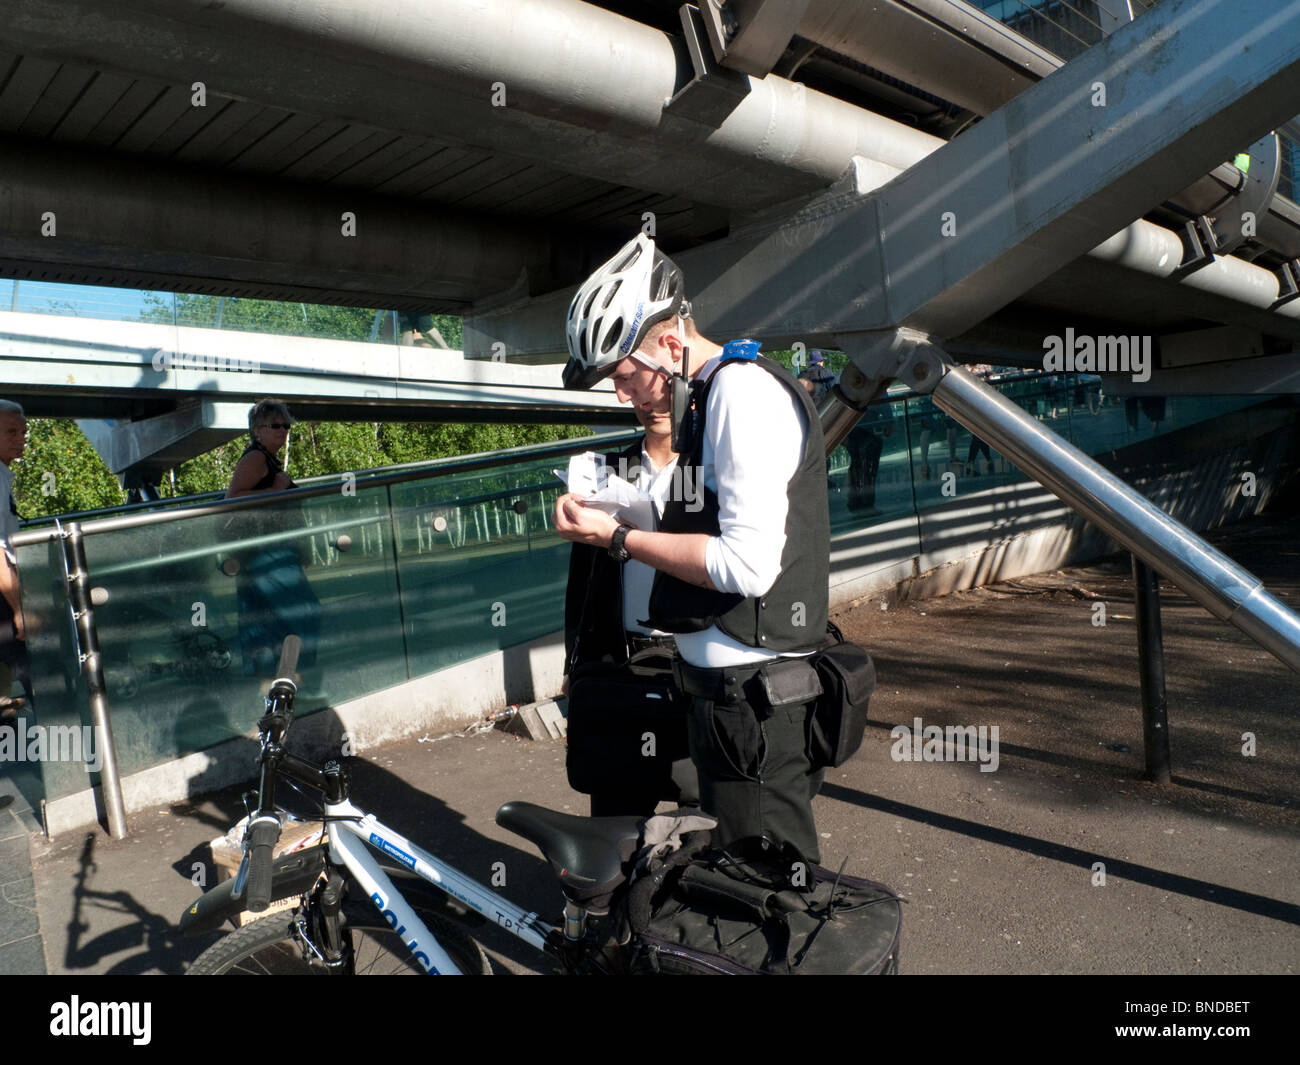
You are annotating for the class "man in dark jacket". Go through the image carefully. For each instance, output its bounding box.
[563,406,697,817]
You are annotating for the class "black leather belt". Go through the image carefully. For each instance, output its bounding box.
[673,656,822,711]
[626,633,676,654]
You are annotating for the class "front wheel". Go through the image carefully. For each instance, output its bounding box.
[187,903,492,975]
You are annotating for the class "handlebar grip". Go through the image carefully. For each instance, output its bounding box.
[276,634,302,680]
[244,815,282,913]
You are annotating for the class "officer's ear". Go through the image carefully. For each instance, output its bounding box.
[660,327,683,366]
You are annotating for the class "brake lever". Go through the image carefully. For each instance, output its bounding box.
[232,850,251,901]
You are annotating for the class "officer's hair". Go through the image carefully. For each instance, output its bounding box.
[640,314,698,352]
[0,400,25,417]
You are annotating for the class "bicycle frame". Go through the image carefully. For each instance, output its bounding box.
[324,797,553,974]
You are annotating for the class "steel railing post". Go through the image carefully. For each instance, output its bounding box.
[63,522,128,838]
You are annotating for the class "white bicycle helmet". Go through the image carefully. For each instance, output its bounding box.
[563,233,687,390]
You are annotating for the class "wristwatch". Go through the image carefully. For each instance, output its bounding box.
[608,524,634,563]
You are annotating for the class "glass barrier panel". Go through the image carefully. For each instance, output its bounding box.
[9,378,1291,810]
[25,487,403,796]
[7,539,88,809]
[831,397,915,532]
[391,457,569,678]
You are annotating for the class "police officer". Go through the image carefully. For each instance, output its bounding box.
[554,235,829,860]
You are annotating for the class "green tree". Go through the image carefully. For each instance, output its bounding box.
[141,293,378,340]
[765,346,848,376]
[169,438,245,497]
[11,419,125,517]
[164,420,593,497]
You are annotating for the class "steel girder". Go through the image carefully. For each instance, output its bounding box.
[671,0,1300,346]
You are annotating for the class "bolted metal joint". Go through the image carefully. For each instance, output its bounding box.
[836,327,952,399]
[816,328,950,454]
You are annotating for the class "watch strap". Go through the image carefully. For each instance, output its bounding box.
[608,523,633,562]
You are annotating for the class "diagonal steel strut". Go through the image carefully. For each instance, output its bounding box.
[828,331,1300,674]
[801,1,1300,672]
[682,0,1300,345]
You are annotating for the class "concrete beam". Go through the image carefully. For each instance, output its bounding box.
[671,0,1300,344]
[1108,352,1300,396]
[0,0,940,214]
[0,137,555,311]
[76,400,248,483]
[468,164,1300,362]
[867,0,1300,339]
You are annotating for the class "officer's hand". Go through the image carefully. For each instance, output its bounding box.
[554,493,620,547]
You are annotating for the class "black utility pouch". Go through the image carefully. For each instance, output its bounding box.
[757,657,823,709]
[807,624,876,769]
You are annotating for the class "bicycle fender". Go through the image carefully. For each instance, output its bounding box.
[179,845,327,937]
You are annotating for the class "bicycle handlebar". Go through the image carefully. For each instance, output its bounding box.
[244,814,283,912]
[277,634,302,679]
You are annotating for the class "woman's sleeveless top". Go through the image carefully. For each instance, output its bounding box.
[241,441,296,491]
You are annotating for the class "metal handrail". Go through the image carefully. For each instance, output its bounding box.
[9,430,639,546]
[85,476,572,579]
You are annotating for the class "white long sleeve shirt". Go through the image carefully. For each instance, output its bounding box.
[675,356,810,667]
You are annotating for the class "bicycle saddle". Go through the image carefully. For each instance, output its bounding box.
[496,801,643,909]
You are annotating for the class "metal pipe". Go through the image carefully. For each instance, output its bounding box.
[1133,555,1172,784]
[62,522,128,839]
[818,388,872,454]
[1088,219,1300,321]
[932,365,1300,672]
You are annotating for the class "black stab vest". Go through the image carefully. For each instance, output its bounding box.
[647,346,829,653]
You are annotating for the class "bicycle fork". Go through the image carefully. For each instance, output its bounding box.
[314,871,350,971]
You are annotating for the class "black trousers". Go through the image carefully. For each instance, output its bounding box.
[677,660,824,862]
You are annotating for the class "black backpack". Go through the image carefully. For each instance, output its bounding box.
[613,833,902,975]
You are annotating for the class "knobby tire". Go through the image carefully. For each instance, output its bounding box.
[187,903,491,975]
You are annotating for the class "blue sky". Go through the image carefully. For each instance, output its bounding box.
[6,280,155,322]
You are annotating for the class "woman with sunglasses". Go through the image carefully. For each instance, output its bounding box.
[225,400,322,686]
